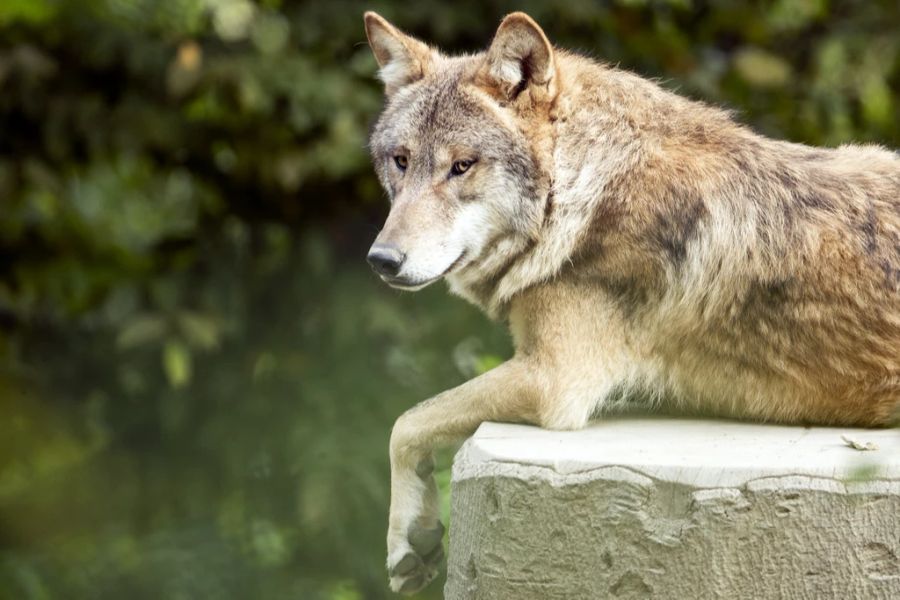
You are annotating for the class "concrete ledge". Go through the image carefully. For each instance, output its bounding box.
[446,418,900,599]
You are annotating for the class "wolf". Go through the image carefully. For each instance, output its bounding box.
[363,10,900,594]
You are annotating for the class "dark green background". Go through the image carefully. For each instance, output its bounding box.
[1,1,897,598]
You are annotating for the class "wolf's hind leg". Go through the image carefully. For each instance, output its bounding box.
[386,358,542,594]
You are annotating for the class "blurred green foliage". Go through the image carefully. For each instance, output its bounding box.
[0,0,897,598]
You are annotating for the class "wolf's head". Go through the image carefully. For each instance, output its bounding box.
[364,12,557,291]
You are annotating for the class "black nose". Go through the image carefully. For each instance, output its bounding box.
[367,244,405,277]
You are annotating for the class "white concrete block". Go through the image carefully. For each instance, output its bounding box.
[446,417,900,599]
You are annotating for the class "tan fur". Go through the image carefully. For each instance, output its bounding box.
[363,11,900,594]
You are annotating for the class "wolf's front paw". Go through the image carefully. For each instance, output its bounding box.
[387,522,445,594]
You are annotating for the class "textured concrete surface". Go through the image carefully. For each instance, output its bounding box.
[446,418,900,599]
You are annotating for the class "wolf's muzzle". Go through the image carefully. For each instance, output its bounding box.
[367,244,406,278]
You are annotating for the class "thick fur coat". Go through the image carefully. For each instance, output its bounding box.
[363,12,900,594]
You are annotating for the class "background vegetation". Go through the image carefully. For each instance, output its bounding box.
[0,0,897,598]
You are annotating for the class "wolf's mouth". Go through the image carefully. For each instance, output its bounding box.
[381,251,468,290]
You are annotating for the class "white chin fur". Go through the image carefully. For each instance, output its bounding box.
[389,245,471,291]
[381,275,439,291]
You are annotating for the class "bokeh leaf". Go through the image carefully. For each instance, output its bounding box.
[117,314,167,349]
[162,340,192,389]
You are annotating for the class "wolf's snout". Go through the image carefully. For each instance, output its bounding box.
[367,244,406,277]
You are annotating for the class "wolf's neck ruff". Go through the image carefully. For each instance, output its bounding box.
[446,186,560,318]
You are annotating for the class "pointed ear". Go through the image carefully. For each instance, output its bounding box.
[480,12,555,101]
[364,12,433,96]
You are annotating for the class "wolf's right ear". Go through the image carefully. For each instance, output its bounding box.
[364,12,433,96]
[479,12,556,103]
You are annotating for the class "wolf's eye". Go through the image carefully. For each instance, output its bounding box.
[450,159,475,177]
[393,155,408,171]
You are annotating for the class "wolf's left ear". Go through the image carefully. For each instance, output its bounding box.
[364,12,433,96]
[479,12,556,102]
